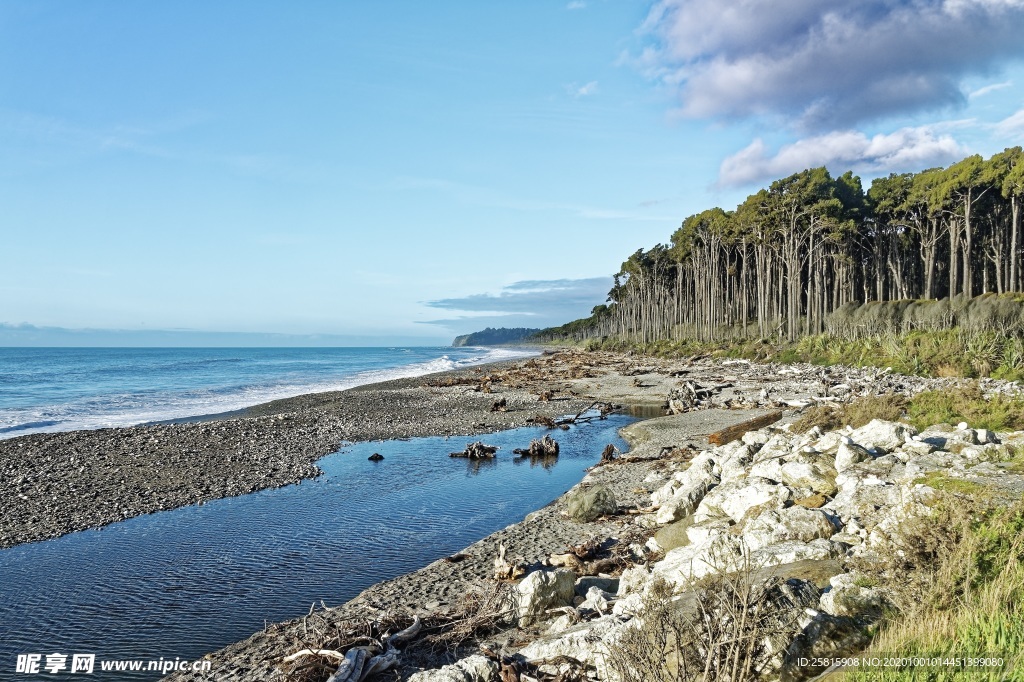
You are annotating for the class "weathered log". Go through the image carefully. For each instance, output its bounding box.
[556,401,618,426]
[450,441,498,459]
[326,647,369,682]
[493,542,527,580]
[600,444,618,462]
[528,414,557,429]
[387,615,422,646]
[513,435,559,458]
[282,649,345,663]
[707,410,784,446]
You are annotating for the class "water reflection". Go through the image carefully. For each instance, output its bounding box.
[0,416,634,681]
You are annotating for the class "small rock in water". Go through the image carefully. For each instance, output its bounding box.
[368,453,384,461]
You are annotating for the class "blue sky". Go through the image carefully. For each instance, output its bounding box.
[4,1,1024,345]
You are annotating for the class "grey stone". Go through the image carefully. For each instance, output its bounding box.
[575,575,619,596]
[848,419,917,454]
[695,476,792,523]
[835,442,872,471]
[407,655,499,682]
[781,611,870,682]
[742,507,839,551]
[565,484,617,522]
[820,573,884,620]
[516,569,576,626]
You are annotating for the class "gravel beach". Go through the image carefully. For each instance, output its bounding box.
[5,348,1002,680]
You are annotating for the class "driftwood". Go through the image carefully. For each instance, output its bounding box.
[532,411,557,428]
[493,542,527,580]
[287,616,423,682]
[450,441,498,459]
[538,390,553,402]
[569,537,602,560]
[513,435,559,458]
[707,410,784,446]
[555,401,617,426]
[600,443,619,462]
[667,381,734,414]
[490,397,507,412]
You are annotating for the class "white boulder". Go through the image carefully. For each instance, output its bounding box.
[516,569,576,626]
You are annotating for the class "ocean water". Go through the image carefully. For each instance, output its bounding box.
[0,415,634,680]
[0,346,538,438]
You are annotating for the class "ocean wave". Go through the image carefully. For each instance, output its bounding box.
[0,346,540,439]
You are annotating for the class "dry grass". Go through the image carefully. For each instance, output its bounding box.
[606,547,806,682]
[791,394,908,434]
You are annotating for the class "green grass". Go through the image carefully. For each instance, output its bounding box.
[778,383,1024,435]
[847,502,1024,682]
[574,328,1024,380]
[912,472,989,497]
[906,385,1024,431]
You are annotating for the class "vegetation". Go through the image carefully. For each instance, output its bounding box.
[791,385,1024,434]
[848,498,1024,681]
[451,327,541,347]
[791,394,907,433]
[607,558,804,682]
[566,316,1024,380]
[536,149,1024,348]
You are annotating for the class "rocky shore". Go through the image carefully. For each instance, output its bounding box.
[6,349,1022,680]
[145,350,1020,681]
[4,349,991,549]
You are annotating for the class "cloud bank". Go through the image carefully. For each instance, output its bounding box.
[719,125,968,186]
[421,277,612,334]
[640,0,1024,130]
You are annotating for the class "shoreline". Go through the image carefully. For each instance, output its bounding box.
[154,351,980,680]
[1,348,979,551]
[0,354,570,549]
[3,349,999,680]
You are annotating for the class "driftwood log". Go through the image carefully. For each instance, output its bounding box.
[513,435,559,458]
[707,410,784,446]
[600,444,618,462]
[285,616,423,682]
[666,381,734,414]
[493,542,526,580]
[527,414,562,429]
[555,401,618,426]
[450,441,499,459]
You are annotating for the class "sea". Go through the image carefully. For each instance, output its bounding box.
[0,346,539,439]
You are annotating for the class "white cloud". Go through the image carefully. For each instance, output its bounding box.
[719,126,967,187]
[995,107,1024,137]
[969,81,1013,98]
[567,1,587,9]
[566,81,599,98]
[638,0,1024,129]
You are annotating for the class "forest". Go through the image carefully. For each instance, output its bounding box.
[539,148,1024,346]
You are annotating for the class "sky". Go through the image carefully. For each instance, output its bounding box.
[4,1,1024,346]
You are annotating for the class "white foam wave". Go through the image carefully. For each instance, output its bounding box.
[0,347,541,439]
